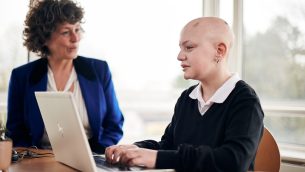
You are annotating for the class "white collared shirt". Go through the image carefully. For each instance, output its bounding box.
[41,67,92,147]
[189,73,241,115]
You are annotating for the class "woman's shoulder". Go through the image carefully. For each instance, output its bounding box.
[74,56,112,81]
[75,56,110,70]
[12,58,47,73]
[76,56,107,64]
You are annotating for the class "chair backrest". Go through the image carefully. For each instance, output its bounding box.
[254,127,281,172]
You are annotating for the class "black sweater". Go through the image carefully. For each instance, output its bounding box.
[134,80,264,172]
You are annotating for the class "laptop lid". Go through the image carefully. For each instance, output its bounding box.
[35,91,97,172]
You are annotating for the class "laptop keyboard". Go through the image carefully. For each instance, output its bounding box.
[93,155,144,171]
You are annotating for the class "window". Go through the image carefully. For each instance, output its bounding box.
[243,0,305,147]
[217,0,305,163]
[0,1,28,122]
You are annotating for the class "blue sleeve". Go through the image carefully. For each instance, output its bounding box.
[96,61,124,148]
[6,69,31,147]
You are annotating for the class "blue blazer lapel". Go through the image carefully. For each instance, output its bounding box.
[27,58,48,143]
[74,57,101,137]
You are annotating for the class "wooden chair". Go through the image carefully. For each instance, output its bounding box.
[254,127,281,172]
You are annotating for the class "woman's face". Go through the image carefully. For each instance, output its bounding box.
[45,22,82,60]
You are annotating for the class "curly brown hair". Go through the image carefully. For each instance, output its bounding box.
[23,0,84,58]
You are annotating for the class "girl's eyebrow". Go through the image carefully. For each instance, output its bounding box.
[179,40,190,47]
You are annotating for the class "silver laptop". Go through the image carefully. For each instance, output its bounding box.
[35,91,144,172]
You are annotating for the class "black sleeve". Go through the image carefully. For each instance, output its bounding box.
[155,97,264,172]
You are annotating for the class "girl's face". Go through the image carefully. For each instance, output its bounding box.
[46,22,82,60]
[177,24,217,82]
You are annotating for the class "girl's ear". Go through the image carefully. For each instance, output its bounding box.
[216,42,227,58]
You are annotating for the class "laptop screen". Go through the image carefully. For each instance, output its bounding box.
[35,91,97,171]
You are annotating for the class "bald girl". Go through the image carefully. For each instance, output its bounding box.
[105,17,264,172]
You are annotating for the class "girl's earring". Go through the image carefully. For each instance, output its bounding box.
[215,55,221,63]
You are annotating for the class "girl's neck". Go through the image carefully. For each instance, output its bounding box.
[200,69,231,102]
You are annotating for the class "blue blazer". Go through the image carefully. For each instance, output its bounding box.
[6,56,124,153]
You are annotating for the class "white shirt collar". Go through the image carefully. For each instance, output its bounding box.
[189,73,241,104]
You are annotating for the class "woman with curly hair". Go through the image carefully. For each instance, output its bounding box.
[6,0,124,153]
